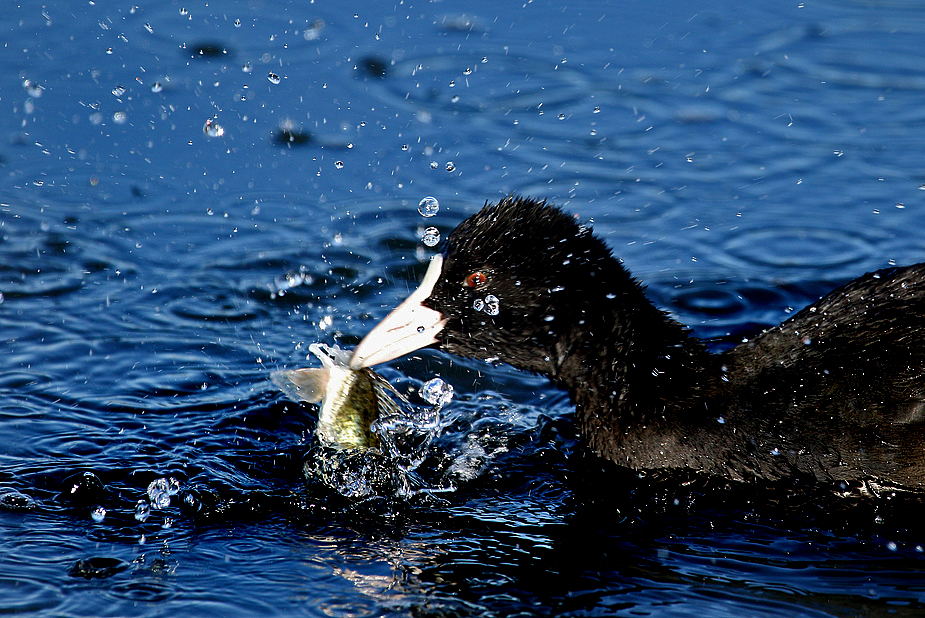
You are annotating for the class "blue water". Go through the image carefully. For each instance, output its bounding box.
[3,0,925,615]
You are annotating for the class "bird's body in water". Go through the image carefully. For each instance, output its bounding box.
[351,196,925,491]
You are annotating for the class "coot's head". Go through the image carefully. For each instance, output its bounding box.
[351,196,630,373]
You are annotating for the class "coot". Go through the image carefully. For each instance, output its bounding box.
[351,196,925,490]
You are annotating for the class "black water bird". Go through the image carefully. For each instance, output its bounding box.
[351,196,925,491]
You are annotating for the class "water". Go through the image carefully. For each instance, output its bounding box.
[3,0,925,615]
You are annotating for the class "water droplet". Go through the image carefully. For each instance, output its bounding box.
[147,478,172,509]
[557,113,566,120]
[91,506,106,522]
[179,7,188,15]
[593,106,601,114]
[273,268,312,294]
[463,67,472,75]
[430,161,439,169]
[268,72,281,84]
[242,62,253,73]
[418,196,440,217]
[144,22,154,33]
[112,85,126,97]
[151,81,163,93]
[234,18,242,27]
[445,161,455,172]
[22,79,43,97]
[605,293,616,299]
[422,226,440,247]
[420,377,454,406]
[304,19,325,41]
[134,500,151,522]
[483,294,500,316]
[203,117,225,138]
[473,298,484,312]
[334,160,344,169]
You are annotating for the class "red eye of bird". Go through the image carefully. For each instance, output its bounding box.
[465,271,487,287]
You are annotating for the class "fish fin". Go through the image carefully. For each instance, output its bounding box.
[271,368,329,403]
[367,371,408,418]
[307,342,352,368]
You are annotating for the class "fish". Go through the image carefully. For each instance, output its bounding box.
[271,343,401,450]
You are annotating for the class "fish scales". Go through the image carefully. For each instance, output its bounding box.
[272,343,399,449]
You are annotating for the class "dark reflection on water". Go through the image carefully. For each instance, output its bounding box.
[3,0,925,616]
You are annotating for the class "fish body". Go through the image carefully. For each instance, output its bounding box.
[272,343,397,449]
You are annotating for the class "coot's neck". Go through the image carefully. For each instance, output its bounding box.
[540,263,734,473]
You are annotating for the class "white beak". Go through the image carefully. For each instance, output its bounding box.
[349,254,447,369]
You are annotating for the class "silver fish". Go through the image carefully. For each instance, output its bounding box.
[272,343,401,449]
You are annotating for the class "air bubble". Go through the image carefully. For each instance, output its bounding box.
[420,377,454,407]
[91,506,106,522]
[334,161,344,169]
[134,500,151,522]
[151,81,163,93]
[268,72,281,84]
[418,196,440,217]
[112,85,126,97]
[483,294,500,315]
[422,227,440,247]
[473,298,484,312]
[445,161,456,172]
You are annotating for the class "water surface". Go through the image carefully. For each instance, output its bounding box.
[3,1,925,616]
